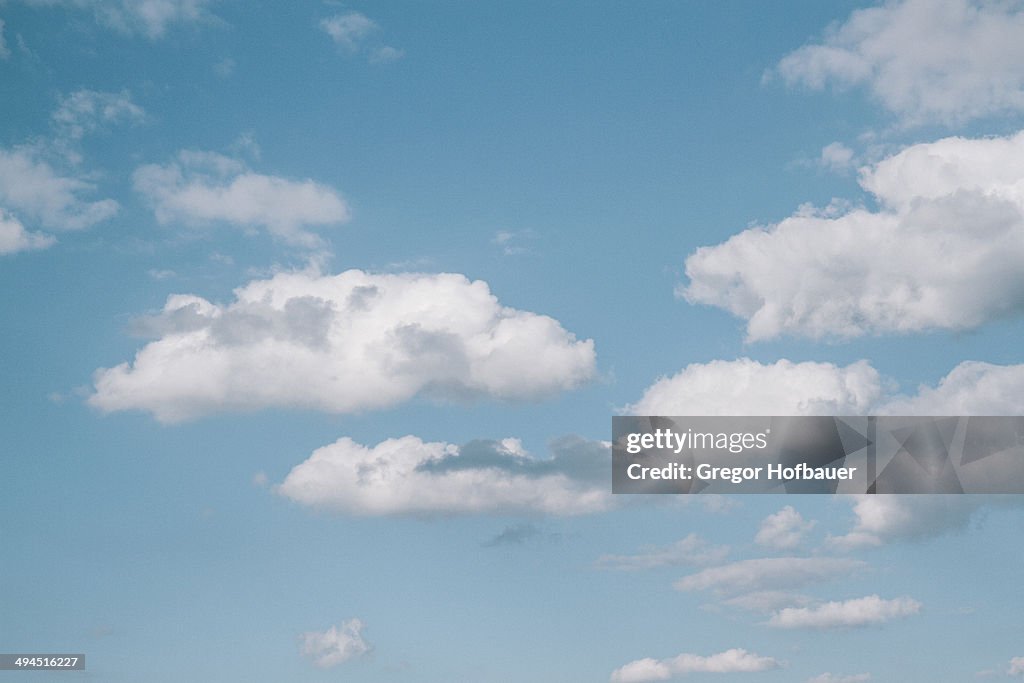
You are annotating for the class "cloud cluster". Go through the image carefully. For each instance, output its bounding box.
[767,595,921,629]
[628,358,1024,417]
[610,649,780,683]
[299,619,369,668]
[595,533,729,571]
[755,506,815,551]
[277,435,611,516]
[90,269,595,422]
[775,0,1024,125]
[52,89,145,141]
[682,130,1024,341]
[133,150,349,246]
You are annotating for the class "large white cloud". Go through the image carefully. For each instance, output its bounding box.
[0,147,118,231]
[0,208,55,255]
[90,269,596,422]
[673,557,866,595]
[277,435,611,516]
[299,619,369,668]
[682,130,1024,341]
[610,649,780,683]
[767,595,921,629]
[21,0,215,39]
[626,359,881,416]
[879,361,1024,415]
[133,150,349,246]
[774,0,1024,125]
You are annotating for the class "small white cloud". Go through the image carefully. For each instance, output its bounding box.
[610,649,780,683]
[879,362,1024,415]
[277,435,611,517]
[0,146,118,231]
[370,45,403,64]
[755,506,815,550]
[299,619,369,668]
[682,130,1024,341]
[27,0,216,39]
[828,496,1001,549]
[52,89,145,141]
[819,142,855,172]
[596,533,729,571]
[133,150,349,247]
[774,0,1024,126]
[767,595,920,629]
[1009,657,1024,676]
[674,557,866,595]
[0,208,55,255]
[319,12,377,51]
[807,674,871,683]
[90,269,596,422]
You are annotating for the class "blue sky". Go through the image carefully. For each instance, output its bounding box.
[2,1,1024,681]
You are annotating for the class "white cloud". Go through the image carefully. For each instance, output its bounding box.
[755,506,815,550]
[674,557,866,595]
[626,359,881,416]
[828,496,996,549]
[610,649,780,683]
[299,619,369,668]
[0,208,55,255]
[807,674,871,683]
[0,18,10,59]
[774,0,1024,125]
[0,147,118,230]
[52,89,145,141]
[721,591,813,614]
[596,533,729,571]
[90,269,596,422]
[628,358,1024,419]
[682,130,1024,341]
[1009,657,1024,676]
[320,12,377,51]
[370,45,404,64]
[22,0,214,39]
[820,142,855,172]
[277,435,612,517]
[879,361,1024,415]
[133,150,349,246]
[767,595,921,629]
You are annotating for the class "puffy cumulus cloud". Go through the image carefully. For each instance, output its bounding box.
[681,131,1024,341]
[755,506,815,551]
[626,359,881,416]
[828,496,1000,549]
[0,208,55,255]
[627,358,1024,419]
[879,362,1024,415]
[610,649,780,683]
[767,595,921,629]
[21,0,215,39]
[673,557,866,595]
[807,673,871,683]
[277,435,612,517]
[89,269,596,422]
[774,0,1024,126]
[52,89,145,141]
[595,533,729,571]
[0,147,118,231]
[132,150,349,247]
[299,619,369,668]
